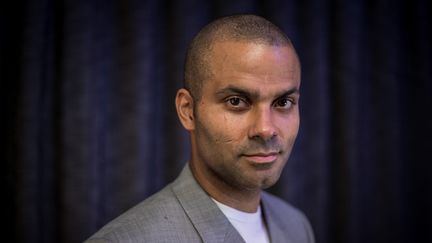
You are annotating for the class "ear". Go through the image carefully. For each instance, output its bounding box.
[175,88,195,131]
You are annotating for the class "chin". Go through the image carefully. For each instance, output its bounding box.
[259,177,279,189]
[257,168,283,189]
[241,173,279,190]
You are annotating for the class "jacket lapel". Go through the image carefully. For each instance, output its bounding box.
[262,193,294,243]
[172,164,244,243]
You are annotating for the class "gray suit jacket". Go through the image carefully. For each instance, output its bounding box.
[85,164,315,243]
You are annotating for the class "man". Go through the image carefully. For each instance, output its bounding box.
[86,14,315,243]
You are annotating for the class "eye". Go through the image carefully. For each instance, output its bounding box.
[225,96,249,110]
[229,97,241,106]
[274,97,293,110]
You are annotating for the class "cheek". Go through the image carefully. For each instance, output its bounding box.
[277,114,300,140]
[201,111,245,145]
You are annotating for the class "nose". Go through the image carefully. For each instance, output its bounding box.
[248,107,277,141]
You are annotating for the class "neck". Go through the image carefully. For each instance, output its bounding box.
[190,161,262,213]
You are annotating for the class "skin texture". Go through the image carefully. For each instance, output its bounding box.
[176,41,301,213]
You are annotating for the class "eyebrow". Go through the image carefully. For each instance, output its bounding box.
[215,85,299,100]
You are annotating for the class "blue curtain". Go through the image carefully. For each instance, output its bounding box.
[2,0,431,242]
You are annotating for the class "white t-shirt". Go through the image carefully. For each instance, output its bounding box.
[212,198,270,243]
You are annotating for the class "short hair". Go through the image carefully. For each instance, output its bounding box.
[184,14,294,101]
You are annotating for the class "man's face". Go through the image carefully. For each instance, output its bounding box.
[190,41,300,191]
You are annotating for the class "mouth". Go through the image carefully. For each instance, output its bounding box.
[242,152,279,164]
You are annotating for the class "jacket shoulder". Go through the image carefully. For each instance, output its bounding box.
[85,184,199,243]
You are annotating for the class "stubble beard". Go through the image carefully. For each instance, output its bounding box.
[208,151,287,192]
[193,106,290,192]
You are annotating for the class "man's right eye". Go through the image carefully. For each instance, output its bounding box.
[225,97,249,110]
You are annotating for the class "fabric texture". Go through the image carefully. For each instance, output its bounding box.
[85,164,315,243]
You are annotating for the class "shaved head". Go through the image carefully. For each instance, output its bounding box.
[184,14,297,101]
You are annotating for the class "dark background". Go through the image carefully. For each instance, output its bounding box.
[2,0,431,242]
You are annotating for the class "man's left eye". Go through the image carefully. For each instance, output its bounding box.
[275,98,292,108]
[228,97,242,106]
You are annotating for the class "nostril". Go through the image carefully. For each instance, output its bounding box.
[248,118,276,139]
[250,129,277,142]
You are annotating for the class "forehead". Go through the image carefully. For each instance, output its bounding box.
[204,41,300,94]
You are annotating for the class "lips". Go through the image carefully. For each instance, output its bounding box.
[242,152,279,163]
